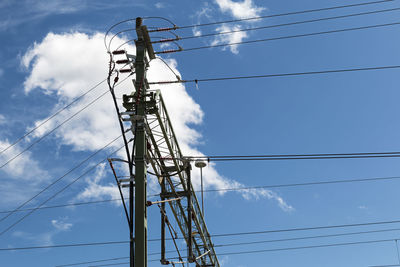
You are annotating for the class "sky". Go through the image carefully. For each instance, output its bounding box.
[1,0,400,266]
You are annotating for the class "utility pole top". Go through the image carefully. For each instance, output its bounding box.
[135,17,156,60]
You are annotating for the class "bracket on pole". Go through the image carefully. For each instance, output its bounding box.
[136,17,156,60]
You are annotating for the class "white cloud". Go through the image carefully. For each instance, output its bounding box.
[155,2,165,9]
[22,32,123,152]
[0,139,49,208]
[76,163,120,201]
[0,114,5,125]
[51,218,73,231]
[13,230,54,246]
[21,31,292,211]
[211,24,247,54]
[12,218,72,246]
[191,3,215,38]
[215,0,265,19]
[0,0,85,31]
[193,28,202,37]
[195,0,265,55]
[0,140,48,181]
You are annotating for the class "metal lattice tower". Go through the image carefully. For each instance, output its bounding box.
[112,17,220,267]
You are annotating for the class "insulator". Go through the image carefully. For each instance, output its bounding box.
[119,69,132,73]
[155,48,183,55]
[112,50,125,55]
[116,59,130,64]
[149,25,178,32]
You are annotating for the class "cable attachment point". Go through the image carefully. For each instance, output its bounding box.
[160,259,170,265]
[151,37,181,44]
[147,197,182,207]
[149,25,179,33]
[112,50,126,55]
[155,46,183,55]
[118,176,135,188]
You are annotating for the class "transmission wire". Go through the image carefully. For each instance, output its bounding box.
[0,134,122,224]
[0,73,132,169]
[174,21,400,53]
[0,145,126,236]
[176,0,396,29]
[0,78,107,156]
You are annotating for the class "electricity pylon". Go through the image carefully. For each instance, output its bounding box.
[112,17,220,267]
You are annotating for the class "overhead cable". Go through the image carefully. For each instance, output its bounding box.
[0,134,122,224]
[0,145,126,236]
[148,65,400,85]
[0,78,106,156]
[176,0,395,29]
[217,237,398,256]
[173,7,400,41]
[55,237,400,267]
[3,173,400,214]
[167,21,400,53]
[0,73,132,169]
[9,225,400,253]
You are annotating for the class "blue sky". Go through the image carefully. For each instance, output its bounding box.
[1,0,400,266]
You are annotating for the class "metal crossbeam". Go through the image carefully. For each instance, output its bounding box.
[145,91,220,267]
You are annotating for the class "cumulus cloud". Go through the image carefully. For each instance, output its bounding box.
[51,218,73,231]
[215,0,265,19]
[212,0,264,54]
[0,140,48,181]
[189,0,265,54]
[76,163,120,201]
[22,32,123,152]
[21,31,292,211]
[0,139,49,207]
[211,24,248,54]
[192,3,213,37]
[12,217,72,246]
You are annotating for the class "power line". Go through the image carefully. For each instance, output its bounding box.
[210,220,400,238]
[105,0,394,40]
[0,145,126,236]
[56,252,169,267]
[189,151,400,159]
[0,73,132,169]
[175,0,396,29]
[201,175,400,191]
[173,21,400,53]
[174,7,400,41]
[214,227,400,248]
[0,78,107,156]
[0,241,128,251]
[193,153,400,162]
[57,257,129,267]
[217,237,398,256]
[56,237,400,267]
[148,65,400,85]
[7,220,400,252]
[3,173,400,214]
[0,89,109,169]
[0,135,122,224]
[0,198,120,214]
[9,225,400,254]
